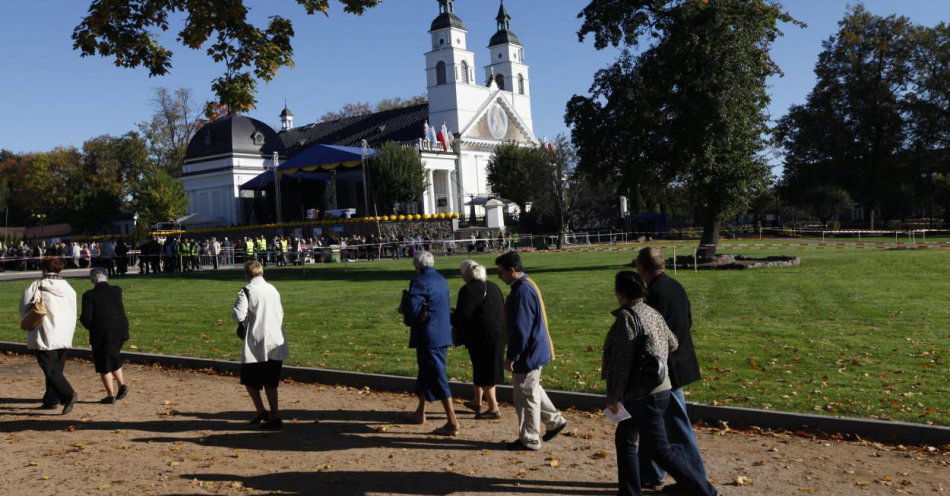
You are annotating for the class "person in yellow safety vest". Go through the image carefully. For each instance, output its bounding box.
[274,237,284,267]
[281,238,289,266]
[255,236,267,266]
[245,237,256,262]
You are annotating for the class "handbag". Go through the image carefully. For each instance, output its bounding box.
[235,287,252,340]
[400,289,429,327]
[20,288,47,331]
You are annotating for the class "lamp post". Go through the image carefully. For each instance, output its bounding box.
[361,139,370,217]
[920,171,935,230]
[272,151,283,224]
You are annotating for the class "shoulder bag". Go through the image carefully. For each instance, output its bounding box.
[20,287,47,331]
[235,287,252,340]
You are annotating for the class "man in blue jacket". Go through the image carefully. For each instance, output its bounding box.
[403,251,461,436]
[495,251,567,450]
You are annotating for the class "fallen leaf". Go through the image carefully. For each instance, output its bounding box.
[732,476,752,486]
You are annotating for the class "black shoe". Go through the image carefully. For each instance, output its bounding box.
[115,384,128,401]
[542,420,567,442]
[38,403,59,410]
[248,412,269,425]
[474,410,502,420]
[100,396,116,404]
[261,418,283,430]
[463,401,482,413]
[61,395,78,415]
[505,439,538,451]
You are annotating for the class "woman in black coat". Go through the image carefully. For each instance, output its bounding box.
[80,268,130,404]
[452,260,505,419]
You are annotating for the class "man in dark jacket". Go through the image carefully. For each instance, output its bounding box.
[496,251,567,451]
[636,247,708,489]
[402,251,460,435]
[80,268,130,404]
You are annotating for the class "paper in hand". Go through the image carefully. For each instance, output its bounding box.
[603,403,632,425]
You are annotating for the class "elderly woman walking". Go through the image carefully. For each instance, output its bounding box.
[452,260,505,419]
[80,268,130,404]
[19,257,79,414]
[232,260,289,430]
[400,251,461,436]
[603,271,719,496]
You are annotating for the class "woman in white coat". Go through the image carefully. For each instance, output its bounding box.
[20,257,79,414]
[232,260,289,430]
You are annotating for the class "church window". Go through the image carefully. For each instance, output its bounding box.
[498,53,503,59]
[460,61,470,84]
[518,74,525,95]
[436,61,447,85]
[439,38,445,45]
[495,74,506,91]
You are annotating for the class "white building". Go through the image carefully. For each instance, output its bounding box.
[180,0,537,226]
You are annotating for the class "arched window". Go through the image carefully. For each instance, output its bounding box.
[460,61,470,84]
[495,74,505,91]
[518,74,525,95]
[436,61,447,85]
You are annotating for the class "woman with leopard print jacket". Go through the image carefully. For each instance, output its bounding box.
[602,271,719,496]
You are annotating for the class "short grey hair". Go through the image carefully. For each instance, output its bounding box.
[460,259,486,282]
[90,268,109,284]
[413,251,435,271]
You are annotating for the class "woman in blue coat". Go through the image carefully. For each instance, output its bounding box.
[403,251,461,436]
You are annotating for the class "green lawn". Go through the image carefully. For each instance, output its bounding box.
[1,243,947,425]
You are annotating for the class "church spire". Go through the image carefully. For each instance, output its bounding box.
[439,0,454,14]
[496,0,511,31]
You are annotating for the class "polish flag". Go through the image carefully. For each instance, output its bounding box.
[440,122,453,151]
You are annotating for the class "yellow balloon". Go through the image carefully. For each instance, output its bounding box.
[398,215,406,221]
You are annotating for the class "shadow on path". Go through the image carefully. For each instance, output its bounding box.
[184,471,615,495]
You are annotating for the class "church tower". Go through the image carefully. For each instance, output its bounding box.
[485,1,533,133]
[425,0,488,139]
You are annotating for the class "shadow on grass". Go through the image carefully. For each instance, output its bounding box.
[182,471,615,495]
[134,262,627,284]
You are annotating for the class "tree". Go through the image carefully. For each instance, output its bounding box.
[776,6,912,225]
[138,87,205,177]
[567,0,797,255]
[73,0,382,112]
[320,95,429,122]
[776,8,946,225]
[319,102,374,123]
[799,185,852,224]
[375,95,428,112]
[486,142,548,218]
[133,168,189,226]
[368,141,426,214]
[538,136,580,248]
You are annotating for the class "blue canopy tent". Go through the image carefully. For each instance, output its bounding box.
[240,143,376,191]
[239,143,378,223]
[279,144,376,175]
[240,169,364,190]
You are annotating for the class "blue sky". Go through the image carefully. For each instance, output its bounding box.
[0,0,946,154]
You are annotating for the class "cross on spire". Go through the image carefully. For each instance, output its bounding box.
[439,0,454,14]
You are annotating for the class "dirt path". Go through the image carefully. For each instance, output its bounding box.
[0,353,945,495]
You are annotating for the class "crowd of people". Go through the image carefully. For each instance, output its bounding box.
[15,245,720,496]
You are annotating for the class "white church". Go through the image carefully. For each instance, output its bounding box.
[180,0,537,227]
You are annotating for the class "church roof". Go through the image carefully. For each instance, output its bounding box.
[431,12,466,31]
[279,104,429,157]
[280,105,293,118]
[489,30,520,47]
[184,115,285,162]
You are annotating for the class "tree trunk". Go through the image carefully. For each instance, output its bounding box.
[698,209,721,259]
